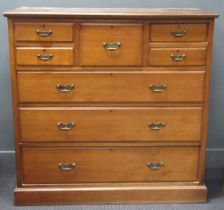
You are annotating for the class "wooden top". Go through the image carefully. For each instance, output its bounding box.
[4,7,219,18]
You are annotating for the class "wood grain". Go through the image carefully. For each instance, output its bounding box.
[80,24,143,66]
[17,71,205,103]
[14,184,207,205]
[14,22,74,42]
[4,7,219,18]
[19,107,202,142]
[16,47,75,66]
[21,146,199,184]
[4,7,218,205]
[150,48,207,66]
[151,23,208,42]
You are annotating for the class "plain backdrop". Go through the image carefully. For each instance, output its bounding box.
[0,0,223,167]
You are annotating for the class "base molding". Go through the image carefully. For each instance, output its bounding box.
[14,184,207,205]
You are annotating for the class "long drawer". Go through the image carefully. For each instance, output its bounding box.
[22,147,199,184]
[17,71,205,103]
[19,107,202,142]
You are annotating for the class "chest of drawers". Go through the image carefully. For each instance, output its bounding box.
[4,7,218,205]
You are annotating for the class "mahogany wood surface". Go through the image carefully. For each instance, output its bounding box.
[80,24,143,66]
[4,7,219,18]
[19,107,202,142]
[14,22,74,42]
[21,146,199,184]
[17,71,205,103]
[16,47,75,66]
[4,7,218,205]
[150,23,208,42]
[150,48,207,66]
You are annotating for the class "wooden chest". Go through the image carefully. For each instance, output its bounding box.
[4,7,218,205]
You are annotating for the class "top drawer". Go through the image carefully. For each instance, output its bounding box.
[151,24,208,42]
[14,23,74,42]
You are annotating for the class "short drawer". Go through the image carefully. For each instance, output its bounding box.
[14,23,74,42]
[80,24,143,66]
[150,48,207,66]
[17,71,204,103]
[150,24,208,42]
[22,147,199,184]
[16,47,74,66]
[19,107,202,142]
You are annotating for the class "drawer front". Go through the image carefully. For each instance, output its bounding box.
[22,147,199,184]
[151,24,208,42]
[16,47,74,66]
[14,23,73,42]
[150,48,206,66]
[17,72,204,103]
[19,108,202,142]
[80,24,143,66]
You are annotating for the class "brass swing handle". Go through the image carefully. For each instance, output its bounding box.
[147,162,164,170]
[57,122,75,130]
[37,54,53,61]
[103,42,121,51]
[170,54,186,62]
[148,122,166,130]
[149,84,167,93]
[58,163,76,171]
[56,84,74,92]
[36,29,53,37]
[170,30,187,37]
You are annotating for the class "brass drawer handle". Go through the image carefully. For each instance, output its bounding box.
[36,29,53,37]
[147,162,164,170]
[57,122,75,130]
[148,122,166,130]
[149,84,167,93]
[58,163,76,171]
[37,54,53,61]
[170,30,187,37]
[102,42,121,51]
[170,54,186,62]
[56,84,74,92]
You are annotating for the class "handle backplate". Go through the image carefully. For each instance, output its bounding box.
[170,54,186,62]
[36,29,53,37]
[56,84,74,92]
[149,84,167,93]
[102,42,121,51]
[148,122,166,130]
[147,161,164,170]
[57,122,75,130]
[170,30,187,37]
[37,54,53,61]
[58,163,76,171]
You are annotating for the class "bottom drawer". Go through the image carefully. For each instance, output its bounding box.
[22,147,199,184]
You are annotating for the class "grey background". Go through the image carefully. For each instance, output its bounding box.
[0,0,223,166]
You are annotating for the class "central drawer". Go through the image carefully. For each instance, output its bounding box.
[22,147,199,184]
[19,107,202,142]
[17,71,205,103]
[80,24,143,66]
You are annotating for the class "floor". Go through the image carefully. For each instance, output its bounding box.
[1,155,224,210]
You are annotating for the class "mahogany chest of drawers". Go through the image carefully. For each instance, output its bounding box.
[4,7,218,205]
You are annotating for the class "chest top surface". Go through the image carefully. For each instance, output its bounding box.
[4,7,219,18]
